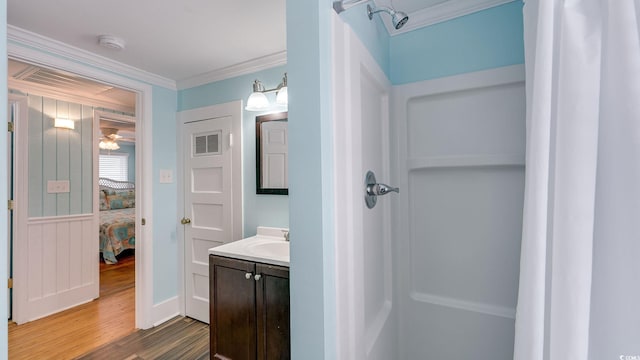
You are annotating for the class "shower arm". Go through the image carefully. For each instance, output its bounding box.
[333,0,368,14]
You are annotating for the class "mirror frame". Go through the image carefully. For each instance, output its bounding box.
[256,111,288,195]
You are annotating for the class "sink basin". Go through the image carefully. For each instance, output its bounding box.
[209,227,290,267]
[248,241,289,259]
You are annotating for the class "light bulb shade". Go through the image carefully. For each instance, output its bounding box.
[55,118,75,130]
[99,140,120,150]
[276,86,288,106]
[245,92,269,111]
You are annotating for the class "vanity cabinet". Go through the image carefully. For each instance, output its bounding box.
[209,254,290,360]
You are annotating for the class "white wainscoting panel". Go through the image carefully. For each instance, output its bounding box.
[15,214,98,323]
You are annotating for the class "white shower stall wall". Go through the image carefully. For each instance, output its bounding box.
[391,65,526,359]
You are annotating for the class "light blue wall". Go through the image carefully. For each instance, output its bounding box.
[151,85,179,303]
[339,1,524,85]
[287,0,336,359]
[0,1,8,357]
[390,1,524,84]
[101,143,136,182]
[339,2,390,75]
[178,65,289,237]
[26,95,93,217]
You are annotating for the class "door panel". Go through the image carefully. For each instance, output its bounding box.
[260,121,288,189]
[332,13,395,360]
[256,263,290,360]
[210,256,256,360]
[181,101,242,324]
[185,118,232,323]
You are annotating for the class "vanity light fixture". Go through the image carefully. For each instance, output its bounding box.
[54,118,75,130]
[245,73,288,111]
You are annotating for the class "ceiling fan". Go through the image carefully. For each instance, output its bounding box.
[99,127,122,150]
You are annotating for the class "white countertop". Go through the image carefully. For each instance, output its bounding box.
[208,226,290,267]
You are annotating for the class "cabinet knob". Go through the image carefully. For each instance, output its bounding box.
[245,272,252,280]
[254,274,262,281]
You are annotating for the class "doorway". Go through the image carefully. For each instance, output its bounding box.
[6,58,149,332]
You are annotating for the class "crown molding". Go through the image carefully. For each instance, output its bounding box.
[8,25,177,90]
[9,80,135,114]
[177,51,287,90]
[380,0,515,36]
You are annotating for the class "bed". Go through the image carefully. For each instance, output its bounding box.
[99,177,136,264]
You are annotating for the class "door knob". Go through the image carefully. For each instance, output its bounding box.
[365,170,399,209]
[180,217,191,225]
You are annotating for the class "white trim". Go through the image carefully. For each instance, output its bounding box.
[9,79,135,114]
[332,12,395,359]
[409,291,516,319]
[27,213,94,224]
[177,51,287,90]
[393,63,525,97]
[151,296,180,327]
[176,111,186,318]
[177,100,244,317]
[10,94,29,325]
[8,25,176,90]
[377,0,515,36]
[407,154,525,170]
[136,72,155,329]
[9,38,157,329]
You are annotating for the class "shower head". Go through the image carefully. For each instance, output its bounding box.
[367,4,409,30]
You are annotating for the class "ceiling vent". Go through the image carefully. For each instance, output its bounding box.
[13,65,114,95]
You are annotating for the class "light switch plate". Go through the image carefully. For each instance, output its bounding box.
[159,169,173,184]
[47,180,70,193]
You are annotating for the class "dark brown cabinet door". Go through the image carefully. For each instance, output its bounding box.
[256,263,290,360]
[210,256,258,360]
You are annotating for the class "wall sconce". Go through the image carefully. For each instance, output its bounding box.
[245,73,288,111]
[54,118,75,130]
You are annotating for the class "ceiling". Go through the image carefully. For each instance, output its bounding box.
[8,0,287,83]
[7,0,510,87]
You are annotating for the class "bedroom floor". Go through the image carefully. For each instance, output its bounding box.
[8,252,136,359]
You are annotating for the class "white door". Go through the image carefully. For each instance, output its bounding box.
[7,101,14,319]
[181,102,242,323]
[260,120,288,188]
[332,13,396,360]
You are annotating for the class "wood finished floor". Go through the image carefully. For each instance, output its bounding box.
[76,316,209,360]
[9,252,138,359]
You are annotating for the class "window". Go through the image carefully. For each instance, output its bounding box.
[99,154,129,181]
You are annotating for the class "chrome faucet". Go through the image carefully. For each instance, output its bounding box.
[282,230,290,242]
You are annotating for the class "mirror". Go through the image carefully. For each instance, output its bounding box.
[256,112,288,195]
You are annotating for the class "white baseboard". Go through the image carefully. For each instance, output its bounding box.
[151,296,180,327]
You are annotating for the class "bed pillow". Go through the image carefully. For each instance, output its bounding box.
[104,189,135,209]
[99,191,110,211]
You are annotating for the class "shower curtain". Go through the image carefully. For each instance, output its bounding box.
[514,1,640,359]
